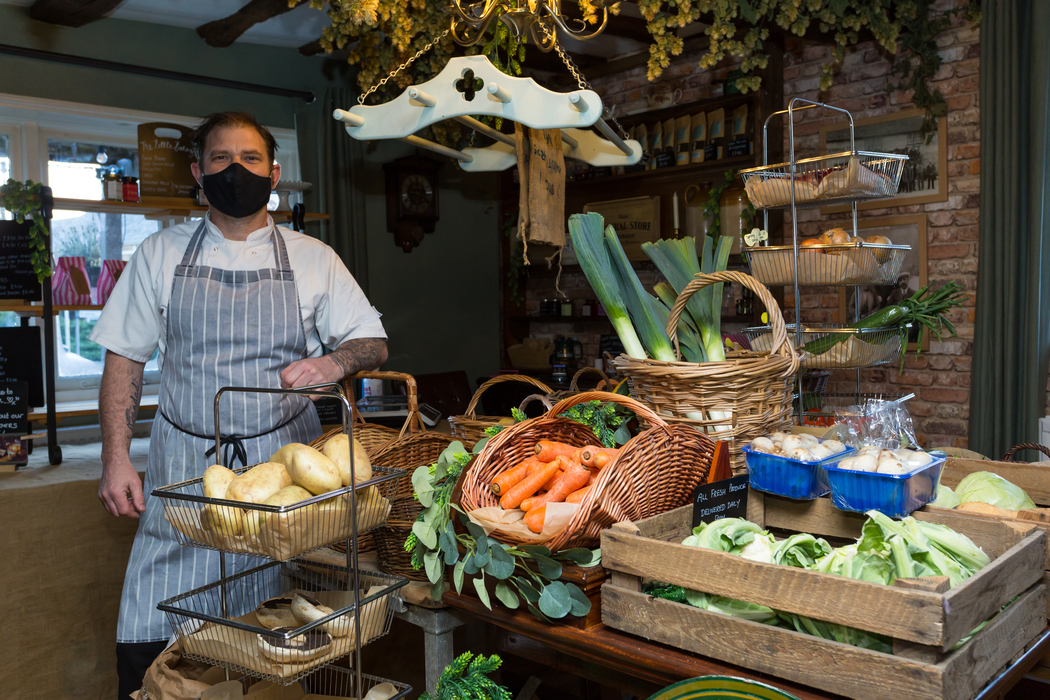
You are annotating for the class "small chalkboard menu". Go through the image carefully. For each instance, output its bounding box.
[137,122,198,200]
[0,327,44,407]
[0,381,28,436]
[692,473,750,527]
[0,220,42,301]
[314,397,346,427]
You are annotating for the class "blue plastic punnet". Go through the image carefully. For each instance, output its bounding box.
[742,443,856,500]
[823,455,947,518]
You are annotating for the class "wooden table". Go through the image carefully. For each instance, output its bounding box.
[443,591,1050,700]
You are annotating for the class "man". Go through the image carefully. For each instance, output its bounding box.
[90,112,387,699]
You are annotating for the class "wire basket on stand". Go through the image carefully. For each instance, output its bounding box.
[458,391,717,551]
[738,151,907,210]
[447,374,554,443]
[613,271,801,474]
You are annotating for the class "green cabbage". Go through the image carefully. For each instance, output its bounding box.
[683,518,776,563]
[931,484,961,509]
[955,471,1036,511]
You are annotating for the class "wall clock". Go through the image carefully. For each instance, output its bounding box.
[383,155,440,252]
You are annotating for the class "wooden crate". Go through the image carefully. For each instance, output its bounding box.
[600,501,1047,700]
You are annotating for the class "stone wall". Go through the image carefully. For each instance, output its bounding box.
[524,4,982,447]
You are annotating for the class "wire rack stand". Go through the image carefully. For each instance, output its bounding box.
[151,382,410,697]
[737,99,912,422]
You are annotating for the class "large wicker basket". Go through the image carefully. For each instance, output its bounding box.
[321,371,463,574]
[613,270,801,475]
[458,391,717,551]
[447,374,553,443]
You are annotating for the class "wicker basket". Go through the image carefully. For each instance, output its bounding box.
[1002,442,1050,462]
[458,391,717,551]
[339,380,401,456]
[321,371,464,574]
[448,374,553,443]
[613,270,801,475]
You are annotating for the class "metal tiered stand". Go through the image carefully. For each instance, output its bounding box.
[152,383,411,699]
[738,99,914,422]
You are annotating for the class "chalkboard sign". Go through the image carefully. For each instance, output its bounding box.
[692,473,750,527]
[0,381,28,435]
[137,122,198,200]
[314,397,347,427]
[727,138,751,158]
[0,220,42,301]
[0,327,44,407]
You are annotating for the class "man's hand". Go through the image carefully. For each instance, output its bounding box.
[99,457,145,518]
[280,338,388,391]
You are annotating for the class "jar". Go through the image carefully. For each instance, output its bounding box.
[121,177,139,202]
[560,298,573,317]
[100,168,122,200]
[719,179,748,254]
[683,183,713,239]
[581,299,595,317]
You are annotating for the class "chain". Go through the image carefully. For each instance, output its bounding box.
[358,28,451,105]
[548,28,630,141]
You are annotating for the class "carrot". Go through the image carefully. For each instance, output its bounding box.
[525,505,547,534]
[534,440,580,462]
[566,486,590,504]
[581,446,620,469]
[500,459,562,510]
[542,461,592,505]
[585,471,597,486]
[490,462,531,496]
[521,492,551,512]
[540,464,565,491]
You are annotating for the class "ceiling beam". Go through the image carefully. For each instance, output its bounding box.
[29,0,125,28]
[196,0,308,48]
[560,4,651,44]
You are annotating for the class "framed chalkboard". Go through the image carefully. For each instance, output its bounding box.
[137,122,198,200]
[0,220,42,301]
[0,327,44,407]
[0,381,28,435]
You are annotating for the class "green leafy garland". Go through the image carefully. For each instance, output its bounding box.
[405,441,601,622]
[421,651,511,700]
[0,179,52,282]
[485,400,632,448]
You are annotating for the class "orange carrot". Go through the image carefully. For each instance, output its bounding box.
[490,462,531,496]
[525,505,547,534]
[540,464,565,491]
[534,440,580,462]
[500,459,562,509]
[581,446,620,469]
[566,485,590,504]
[520,495,540,512]
[585,471,597,486]
[542,461,592,505]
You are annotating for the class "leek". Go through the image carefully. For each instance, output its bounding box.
[647,290,706,363]
[603,225,677,362]
[568,213,646,359]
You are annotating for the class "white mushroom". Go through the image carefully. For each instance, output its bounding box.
[788,447,814,462]
[821,439,847,454]
[797,434,820,448]
[770,432,790,443]
[808,444,834,461]
[781,435,806,453]
[750,437,777,453]
[877,458,910,475]
[844,454,879,472]
[858,446,882,457]
[906,451,935,468]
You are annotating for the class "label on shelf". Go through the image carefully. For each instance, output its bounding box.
[692,473,749,526]
[727,137,751,158]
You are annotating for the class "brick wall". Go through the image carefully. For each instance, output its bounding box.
[524,4,982,447]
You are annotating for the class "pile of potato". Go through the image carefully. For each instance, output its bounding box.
[200,435,374,537]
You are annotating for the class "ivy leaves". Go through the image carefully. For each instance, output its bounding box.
[0,179,52,282]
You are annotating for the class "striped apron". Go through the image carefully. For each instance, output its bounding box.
[116,219,323,643]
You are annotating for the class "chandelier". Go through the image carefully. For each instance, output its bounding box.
[449,1,612,52]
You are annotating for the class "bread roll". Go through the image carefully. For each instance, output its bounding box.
[322,434,373,487]
[289,445,342,495]
[202,464,237,499]
[226,462,293,504]
[269,442,307,468]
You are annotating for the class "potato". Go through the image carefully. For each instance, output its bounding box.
[269,442,307,468]
[243,484,316,536]
[226,462,293,504]
[289,445,342,495]
[322,434,373,487]
[201,503,244,536]
[202,464,237,499]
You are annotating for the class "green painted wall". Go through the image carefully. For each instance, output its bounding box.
[0,4,347,127]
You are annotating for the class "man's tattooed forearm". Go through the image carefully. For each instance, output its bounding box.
[125,377,142,438]
[328,338,388,377]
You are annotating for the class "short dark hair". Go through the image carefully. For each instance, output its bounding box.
[192,112,278,167]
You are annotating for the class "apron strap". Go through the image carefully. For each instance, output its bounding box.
[158,404,312,469]
[271,225,293,271]
[179,218,210,267]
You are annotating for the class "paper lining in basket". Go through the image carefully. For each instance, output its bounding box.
[748,246,899,286]
[165,490,391,561]
[467,502,580,545]
[752,332,900,369]
[181,586,390,681]
[744,156,895,208]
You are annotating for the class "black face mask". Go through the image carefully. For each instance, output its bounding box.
[200,162,273,219]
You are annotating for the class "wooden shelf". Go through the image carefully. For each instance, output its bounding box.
[566,155,757,194]
[53,198,329,223]
[0,303,106,315]
[510,315,612,324]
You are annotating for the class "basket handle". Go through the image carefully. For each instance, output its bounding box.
[545,390,672,434]
[666,270,797,367]
[519,393,555,413]
[1001,443,1050,462]
[464,374,554,419]
[347,370,425,437]
[569,366,610,392]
